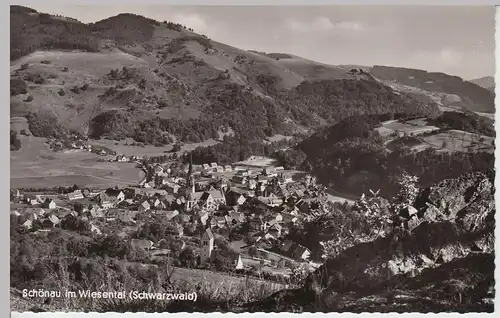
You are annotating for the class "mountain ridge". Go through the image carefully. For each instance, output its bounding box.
[10,6,495,147]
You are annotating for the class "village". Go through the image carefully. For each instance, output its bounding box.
[10,153,341,280]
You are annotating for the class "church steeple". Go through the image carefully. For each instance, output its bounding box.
[186,153,195,194]
[188,153,193,177]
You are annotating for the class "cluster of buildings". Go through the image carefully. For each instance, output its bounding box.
[10,157,333,273]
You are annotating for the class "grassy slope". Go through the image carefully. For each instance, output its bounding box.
[370,65,495,113]
[11,6,492,141]
[469,76,494,92]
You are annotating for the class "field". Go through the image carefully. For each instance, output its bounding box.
[235,156,278,168]
[89,138,220,157]
[375,118,494,154]
[421,129,495,153]
[171,266,287,290]
[376,119,440,138]
[264,134,294,144]
[10,135,144,189]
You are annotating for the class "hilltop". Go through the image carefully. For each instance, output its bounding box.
[470,76,494,92]
[370,66,495,113]
[10,6,494,147]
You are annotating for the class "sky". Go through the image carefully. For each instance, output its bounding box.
[24,5,495,80]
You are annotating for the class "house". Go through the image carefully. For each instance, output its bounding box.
[24,195,39,206]
[42,214,61,228]
[185,192,205,211]
[199,191,222,210]
[263,233,276,242]
[164,210,179,221]
[278,172,293,184]
[21,219,33,230]
[118,210,137,223]
[263,167,276,176]
[179,214,191,223]
[105,189,125,202]
[96,193,115,209]
[10,189,20,201]
[224,165,233,172]
[232,175,247,185]
[162,194,176,206]
[139,201,151,213]
[154,164,164,174]
[215,166,224,173]
[200,229,214,263]
[249,216,265,231]
[210,162,218,168]
[292,244,311,261]
[196,210,209,225]
[296,200,310,214]
[42,198,57,210]
[123,188,138,200]
[399,206,418,219]
[281,240,294,253]
[229,211,246,224]
[281,212,299,225]
[164,182,180,194]
[156,200,168,210]
[68,190,84,201]
[130,239,154,250]
[151,198,162,208]
[89,223,102,235]
[268,223,283,237]
[19,209,38,223]
[275,166,285,171]
[256,196,283,210]
[202,164,211,170]
[104,209,119,222]
[257,175,269,184]
[150,249,171,262]
[116,155,129,162]
[208,190,226,206]
[25,207,46,217]
[166,222,184,237]
[214,178,229,192]
[247,179,257,190]
[216,216,227,228]
[209,217,218,228]
[226,190,246,206]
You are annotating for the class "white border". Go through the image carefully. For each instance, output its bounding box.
[6,0,499,317]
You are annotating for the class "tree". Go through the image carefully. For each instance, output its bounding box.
[172,144,182,152]
[138,78,147,89]
[179,247,197,268]
[248,246,258,257]
[10,130,22,151]
[392,172,419,211]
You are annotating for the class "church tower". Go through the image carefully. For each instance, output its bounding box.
[182,153,195,197]
[200,228,214,264]
[186,153,195,194]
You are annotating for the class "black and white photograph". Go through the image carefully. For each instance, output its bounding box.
[9,4,495,313]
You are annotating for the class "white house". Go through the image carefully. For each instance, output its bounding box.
[139,201,151,213]
[292,245,311,261]
[42,198,57,210]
